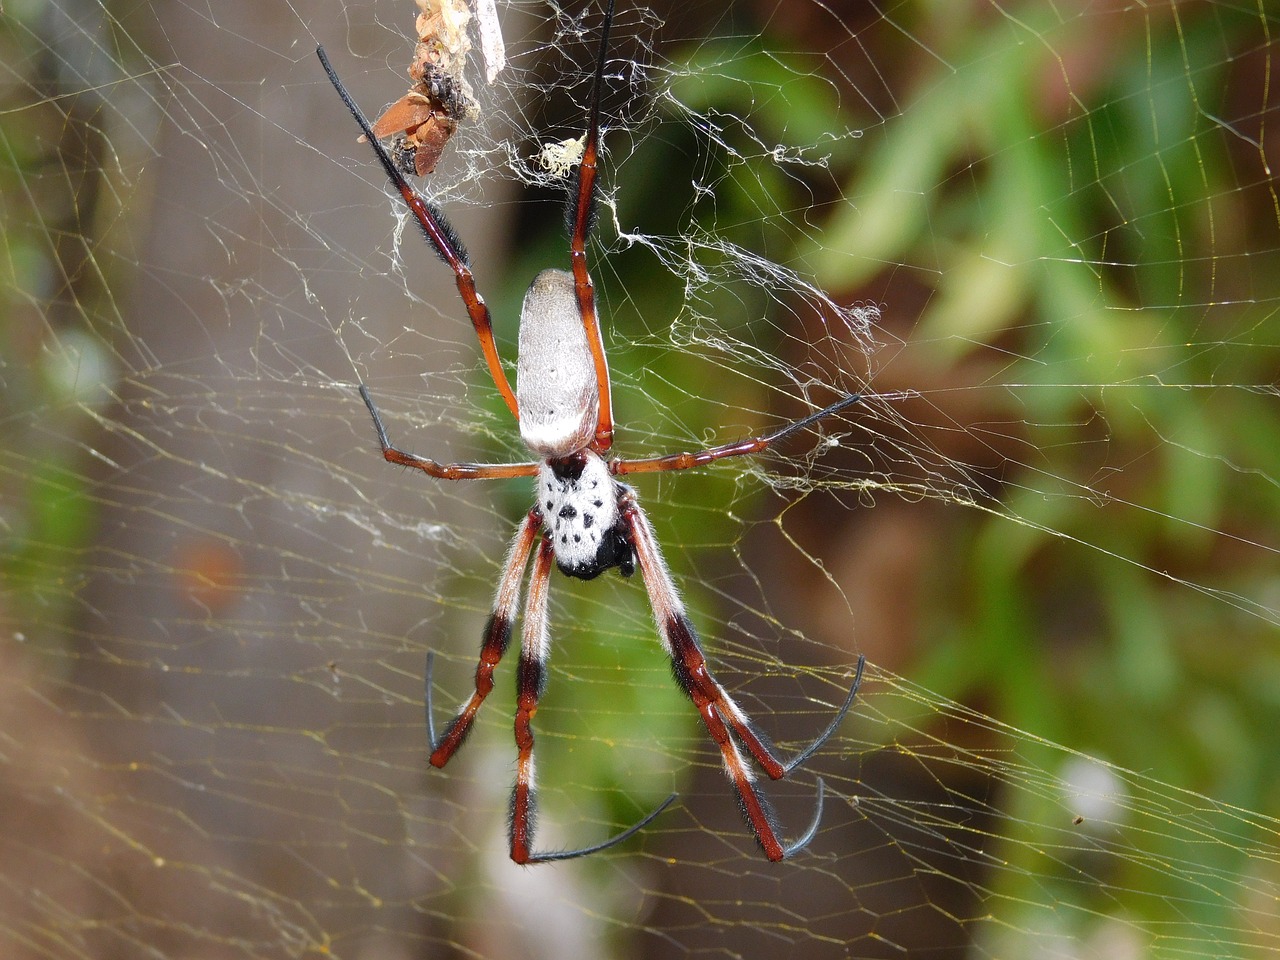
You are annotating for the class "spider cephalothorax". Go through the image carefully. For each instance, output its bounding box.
[319,0,866,865]
[537,454,634,580]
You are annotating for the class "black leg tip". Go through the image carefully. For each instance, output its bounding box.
[424,649,438,752]
[784,654,867,776]
[521,792,678,865]
[780,778,825,860]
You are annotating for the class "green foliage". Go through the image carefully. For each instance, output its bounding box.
[792,0,1280,941]
[502,0,1280,926]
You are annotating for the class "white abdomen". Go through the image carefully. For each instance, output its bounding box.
[517,269,599,457]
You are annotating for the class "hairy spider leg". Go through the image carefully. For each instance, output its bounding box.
[613,392,863,475]
[510,536,676,863]
[622,494,858,860]
[317,46,519,421]
[568,0,618,453]
[427,510,542,765]
[361,385,539,481]
[509,534,554,861]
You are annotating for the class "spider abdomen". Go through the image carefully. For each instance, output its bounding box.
[537,453,634,580]
[517,269,599,458]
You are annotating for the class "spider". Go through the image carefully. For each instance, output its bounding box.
[317,0,866,865]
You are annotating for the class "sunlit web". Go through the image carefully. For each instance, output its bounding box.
[2,1,1278,957]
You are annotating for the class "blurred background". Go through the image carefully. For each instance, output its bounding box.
[2,0,1279,957]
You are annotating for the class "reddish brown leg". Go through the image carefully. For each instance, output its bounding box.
[510,536,675,864]
[509,535,554,862]
[427,511,542,766]
[567,0,617,452]
[361,385,538,481]
[613,392,862,476]
[623,494,862,860]
[318,47,519,420]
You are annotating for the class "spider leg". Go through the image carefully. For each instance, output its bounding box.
[622,495,853,860]
[568,0,617,453]
[510,535,675,864]
[781,654,865,775]
[613,392,863,476]
[520,794,677,864]
[508,534,553,862]
[426,510,542,766]
[360,385,538,480]
[318,47,519,420]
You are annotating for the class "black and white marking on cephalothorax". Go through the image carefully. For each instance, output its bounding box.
[323,0,868,867]
[537,453,634,580]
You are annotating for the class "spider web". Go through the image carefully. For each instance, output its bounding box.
[2,0,1279,957]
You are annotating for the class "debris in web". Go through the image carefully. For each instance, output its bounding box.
[363,0,482,177]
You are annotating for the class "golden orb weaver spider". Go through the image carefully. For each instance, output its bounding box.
[317,0,866,864]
